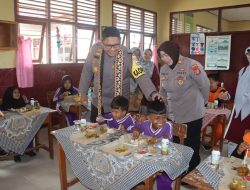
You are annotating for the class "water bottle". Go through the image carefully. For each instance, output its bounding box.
[211,146,221,169]
[161,138,169,155]
[30,98,35,107]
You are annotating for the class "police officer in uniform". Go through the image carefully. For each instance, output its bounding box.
[157,41,210,171]
[79,26,162,122]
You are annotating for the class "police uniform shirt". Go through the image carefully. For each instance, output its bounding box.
[160,55,210,123]
[79,42,156,113]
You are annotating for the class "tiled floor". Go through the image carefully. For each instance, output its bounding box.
[0,126,227,190]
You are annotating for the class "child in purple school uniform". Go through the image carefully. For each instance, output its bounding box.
[53,75,79,126]
[97,96,135,133]
[132,99,173,190]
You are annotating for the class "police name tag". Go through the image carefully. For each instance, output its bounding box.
[131,56,145,79]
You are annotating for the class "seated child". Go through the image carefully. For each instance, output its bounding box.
[132,99,173,190]
[1,86,35,162]
[203,74,231,149]
[1,86,27,111]
[97,96,135,133]
[231,132,250,159]
[208,73,230,105]
[53,75,79,126]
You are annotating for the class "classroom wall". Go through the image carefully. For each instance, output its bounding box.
[0,0,15,69]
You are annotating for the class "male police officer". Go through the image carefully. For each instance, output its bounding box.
[79,26,161,122]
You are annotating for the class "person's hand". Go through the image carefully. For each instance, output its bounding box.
[218,91,229,101]
[81,94,88,106]
[96,116,104,123]
[151,91,163,101]
[132,129,140,139]
[22,95,28,102]
[0,111,4,117]
[237,142,250,155]
[63,91,71,96]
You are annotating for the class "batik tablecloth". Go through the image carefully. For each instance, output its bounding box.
[0,107,54,154]
[196,156,249,190]
[54,127,194,190]
[202,108,231,129]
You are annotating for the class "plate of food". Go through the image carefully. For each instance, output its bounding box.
[70,124,108,145]
[101,138,137,157]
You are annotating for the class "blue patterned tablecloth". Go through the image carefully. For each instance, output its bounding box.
[0,107,54,154]
[54,127,194,190]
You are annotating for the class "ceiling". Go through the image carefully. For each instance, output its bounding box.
[209,7,250,22]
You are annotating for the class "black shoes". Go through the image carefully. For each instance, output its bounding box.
[14,155,21,162]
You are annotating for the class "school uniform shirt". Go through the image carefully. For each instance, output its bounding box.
[135,120,173,140]
[98,113,135,133]
[160,55,210,123]
[78,42,156,113]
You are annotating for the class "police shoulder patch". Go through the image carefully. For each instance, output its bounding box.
[131,55,145,79]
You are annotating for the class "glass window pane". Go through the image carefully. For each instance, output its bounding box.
[51,23,73,63]
[19,23,44,62]
[221,7,250,32]
[172,11,218,34]
[120,33,126,47]
[130,33,141,49]
[144,36,153,50]
[77,29,95,61]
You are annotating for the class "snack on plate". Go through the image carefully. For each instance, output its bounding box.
[88,123,98,129]
[130,138,145,146]
[236,166,249,177]
[147,137,158,145]
[107,128,116,134]
[85,128,99,138]
[20,107,27,113]
[73,95,81,102]
[115,145,128,153]
[100,126,107,134]
[148,146,158,154]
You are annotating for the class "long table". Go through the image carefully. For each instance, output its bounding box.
[53,127,194,190]
[0,107,55,160]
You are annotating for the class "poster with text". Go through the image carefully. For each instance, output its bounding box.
[190,33,205,55]
[205,35,231,70]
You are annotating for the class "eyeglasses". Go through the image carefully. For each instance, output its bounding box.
[103,44,120,50]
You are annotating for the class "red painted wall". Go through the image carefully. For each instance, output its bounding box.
[0,64,83,106]
[171,31,250,98]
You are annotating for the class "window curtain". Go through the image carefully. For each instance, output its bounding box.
[16,36,34,88]
[152,44,159,71]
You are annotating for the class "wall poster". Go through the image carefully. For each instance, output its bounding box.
[205,35,231,70]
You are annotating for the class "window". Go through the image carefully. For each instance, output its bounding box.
[16,0,99,64]
[196,25,213,33]
[112,2,156,50]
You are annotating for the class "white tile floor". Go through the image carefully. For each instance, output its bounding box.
[0,126,227,190]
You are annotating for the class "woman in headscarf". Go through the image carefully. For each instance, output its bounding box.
[225,46,250,154]
[1,86,35,162]
[53,75,79,126]
[1,86,27,111]
[157,41,210,171]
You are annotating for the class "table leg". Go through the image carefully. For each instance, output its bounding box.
[47,113,54,159]
[35,133,40,152]
[144,176,154,190]
[220,115,226,152]
[58,143,68,190]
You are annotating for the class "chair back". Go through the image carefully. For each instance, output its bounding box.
[47,91,56,109]
[172,123,187,145]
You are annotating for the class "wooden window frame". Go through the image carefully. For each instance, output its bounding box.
[112,1,157,50]
[15,0,100,64]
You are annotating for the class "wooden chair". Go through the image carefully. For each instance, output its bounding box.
[34,91,57,159]
[201,100,233,150]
